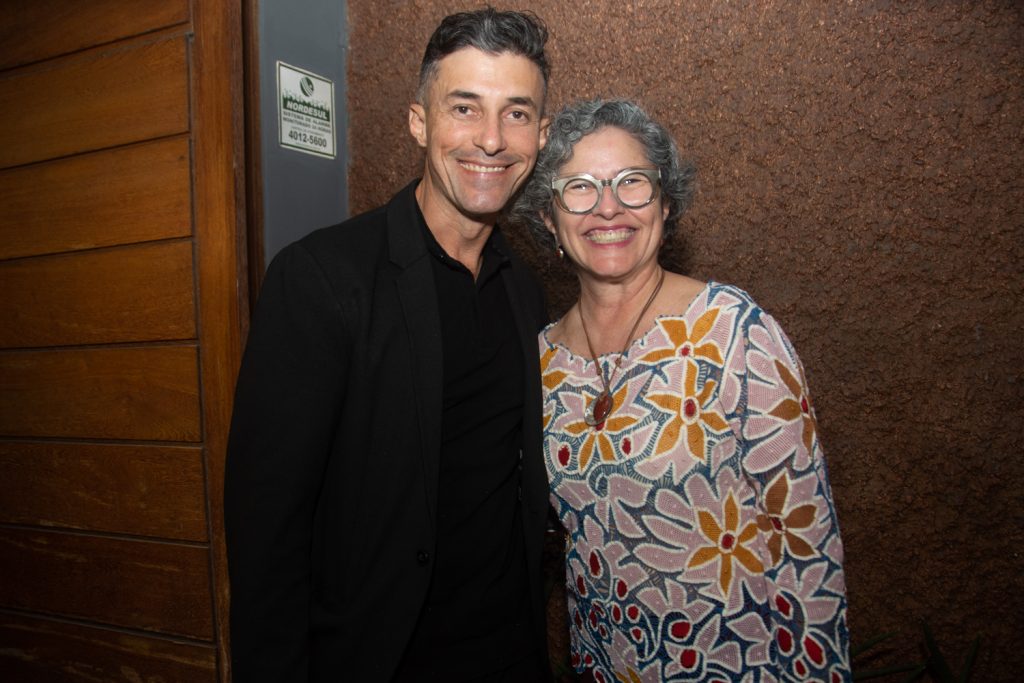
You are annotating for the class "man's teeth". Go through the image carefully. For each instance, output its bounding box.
[462,162,506,173]
[586,228,633,244]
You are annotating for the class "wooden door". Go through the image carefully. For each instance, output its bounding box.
[0,1,245,680]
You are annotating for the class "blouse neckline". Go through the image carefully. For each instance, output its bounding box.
[540,280,714,367]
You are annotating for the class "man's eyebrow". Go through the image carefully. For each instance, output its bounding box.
[446,90,482,101]
[444,91,539,110]
[506,95,539,109]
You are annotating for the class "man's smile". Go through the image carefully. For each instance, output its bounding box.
[459,160,512,173]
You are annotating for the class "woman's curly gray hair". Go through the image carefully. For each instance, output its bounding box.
[509,98,696,252]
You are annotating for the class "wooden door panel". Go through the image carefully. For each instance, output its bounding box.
[0,346,201,441]
[0,442,207,541]
[0,1,243,676]
[0,614,216,683]
[0,529,213,639]
[0,240,196,348]
[0,36,189,169]
[0,0,189,71]
[0,136,191,260]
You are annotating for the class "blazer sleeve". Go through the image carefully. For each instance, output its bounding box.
[224,241,350,682]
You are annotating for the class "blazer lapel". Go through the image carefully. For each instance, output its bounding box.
[497,236,548,516]
[388,183,443,521]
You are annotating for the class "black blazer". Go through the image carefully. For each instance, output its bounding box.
[224,181,551,681]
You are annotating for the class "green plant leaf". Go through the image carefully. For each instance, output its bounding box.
[899,664,927,683]
[922,621,956,683]
[956,636,980,683]
[851,631,897,659]
[853,663,924,680]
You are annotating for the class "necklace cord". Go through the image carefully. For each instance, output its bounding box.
[579,267,667,394]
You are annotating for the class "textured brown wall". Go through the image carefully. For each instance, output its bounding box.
[348,2,1023,679]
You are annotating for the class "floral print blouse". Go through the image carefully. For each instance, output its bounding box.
[540,282,850,682]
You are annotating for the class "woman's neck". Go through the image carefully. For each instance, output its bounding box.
[575,266,666,356]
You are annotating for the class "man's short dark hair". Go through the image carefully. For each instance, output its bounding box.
[417,8,550,106]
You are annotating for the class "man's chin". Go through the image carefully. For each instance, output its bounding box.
[457,207,502,225]
[455,193,515,222]
[421,178,520,225]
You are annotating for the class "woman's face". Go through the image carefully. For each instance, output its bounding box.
[546,126,669,285]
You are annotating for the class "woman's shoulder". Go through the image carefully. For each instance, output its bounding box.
[702,282,805,367]
[703,280,762,311]
[538,316,571,358]
[675,279,793,350]
[538,319,559,347]
[660,276,765,320]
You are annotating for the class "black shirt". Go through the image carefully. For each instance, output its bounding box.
[394,206,534,680]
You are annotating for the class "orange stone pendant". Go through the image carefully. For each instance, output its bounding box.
[585,390,613,427]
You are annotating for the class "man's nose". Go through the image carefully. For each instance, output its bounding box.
[474,114,506,156]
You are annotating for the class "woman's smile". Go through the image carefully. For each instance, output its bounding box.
[583,226,636,244]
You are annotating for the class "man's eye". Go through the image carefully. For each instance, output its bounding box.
[454,105,472,115]
[508,110,528,121]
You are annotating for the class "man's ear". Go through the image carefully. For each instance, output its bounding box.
[538,116,550,149]
[409,103,427,148]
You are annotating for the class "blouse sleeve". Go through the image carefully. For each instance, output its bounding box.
[738,308,852,681]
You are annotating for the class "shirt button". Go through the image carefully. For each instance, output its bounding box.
[416,550,430,566]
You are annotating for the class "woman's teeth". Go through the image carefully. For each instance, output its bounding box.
[586,228,633,244]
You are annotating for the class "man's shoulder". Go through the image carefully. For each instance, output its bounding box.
[286,182,418,266]
[300,203,389,254]
[260,204,394,296]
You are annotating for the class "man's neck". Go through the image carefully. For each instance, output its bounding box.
[415,182,495,279]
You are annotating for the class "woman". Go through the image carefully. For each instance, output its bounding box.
[510,100,850,682]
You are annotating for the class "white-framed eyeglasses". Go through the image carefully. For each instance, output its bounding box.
[551,167,661,214]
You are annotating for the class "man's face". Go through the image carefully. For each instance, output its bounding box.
[410,47,547,227]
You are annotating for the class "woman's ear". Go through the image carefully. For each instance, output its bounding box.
[543,212,567,260]
[542,212,558,241]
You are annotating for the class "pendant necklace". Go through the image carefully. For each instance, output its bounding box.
[579,268,666,426]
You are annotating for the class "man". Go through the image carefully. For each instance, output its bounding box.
[225,9,552,682]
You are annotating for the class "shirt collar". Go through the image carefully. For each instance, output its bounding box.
[413,198,510,281]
